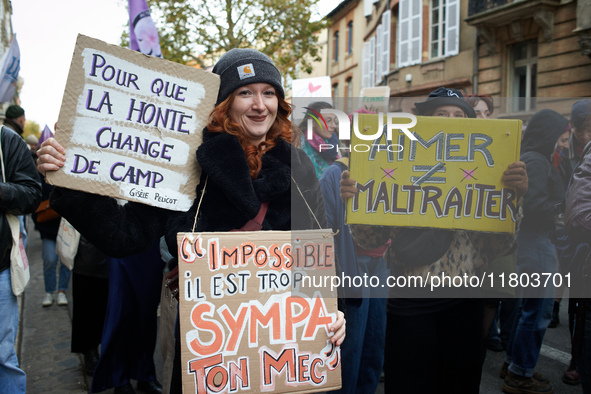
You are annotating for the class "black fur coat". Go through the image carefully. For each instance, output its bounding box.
[50,129,328,268]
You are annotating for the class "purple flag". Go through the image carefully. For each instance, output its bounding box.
[38,124,54,145]
[0,36,20,103]
[129,0,162,58]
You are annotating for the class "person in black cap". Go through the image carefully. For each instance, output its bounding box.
[36,48,345,394]
[413,87,476,118]
[340,87,528,393]
[3,105,25,136]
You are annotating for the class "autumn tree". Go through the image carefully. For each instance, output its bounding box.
[125,0,328,79]
[23,120,40,141]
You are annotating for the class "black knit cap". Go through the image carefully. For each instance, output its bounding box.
[212,48,284,105]
[414,87,476,118]
[5,104,24,119]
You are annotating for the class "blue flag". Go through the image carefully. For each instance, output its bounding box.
[0,36,20,103]
[128,0,162,58]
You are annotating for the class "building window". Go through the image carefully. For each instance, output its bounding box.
[334,31,339,62]
[398,0,423,68]
[429,0,459,59]
[511,40,537,112]
[333,83,339,98]
[347,21,353,55]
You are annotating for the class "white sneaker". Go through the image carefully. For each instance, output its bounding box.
[42,293,53,307]
[56,292,68,306]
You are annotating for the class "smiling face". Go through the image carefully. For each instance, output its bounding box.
[228,83,278,146]
[556,130,571,151]
[312,113,338,139]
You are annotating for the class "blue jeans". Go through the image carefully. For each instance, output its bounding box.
[0,269,26,393]
[504,231,557,377]
[330,255,388,394]
[488,298,519,343]
[42,238,71,293]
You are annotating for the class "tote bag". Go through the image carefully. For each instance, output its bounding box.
[56,217,80,270]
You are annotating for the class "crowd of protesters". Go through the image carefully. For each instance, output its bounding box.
[0,46,589,394]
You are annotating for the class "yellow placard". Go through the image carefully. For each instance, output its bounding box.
[347,115,522,233]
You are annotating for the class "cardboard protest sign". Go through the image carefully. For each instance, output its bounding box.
[47,34,220,211]
[347,115,522,233]
[177,230,342,394]
[360,86,390,113]
[291,76,332,121]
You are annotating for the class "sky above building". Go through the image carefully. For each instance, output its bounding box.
[12,0,340,129]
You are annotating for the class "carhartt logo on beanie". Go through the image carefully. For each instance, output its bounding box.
[237,64,255,80]
[212,48,284,105]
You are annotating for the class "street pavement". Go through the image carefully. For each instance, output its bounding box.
[18,223,88,393]
[17,222,583,393]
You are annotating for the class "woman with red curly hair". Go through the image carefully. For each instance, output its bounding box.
[37,48,345,393]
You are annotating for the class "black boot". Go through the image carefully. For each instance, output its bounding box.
[549,301,560,328]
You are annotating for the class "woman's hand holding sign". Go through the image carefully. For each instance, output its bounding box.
[331,311,346,346]
[37,137,66,176]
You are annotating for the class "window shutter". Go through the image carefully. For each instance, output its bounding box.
[398,0,410,68]
[445,0,460,56]
[362,41,370,89]
[382,10,391,76]
[410,0,422,65]
[376,24,383,85]
[369,36,376,87]
[364,0,373,17]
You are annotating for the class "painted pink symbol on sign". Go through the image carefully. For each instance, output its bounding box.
[381,167,396,180]
[308,83,321,93]
[461,167,478,182]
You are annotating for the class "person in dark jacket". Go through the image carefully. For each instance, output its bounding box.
[36,48,345,394]
[564,140,591,394]
[559,100,591,190]
[501,109,569,393]
[564,140,591,393]
[0,125,42,393]
[553,100,591,386]
[3,105,29,250]
[3,105,25,137]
